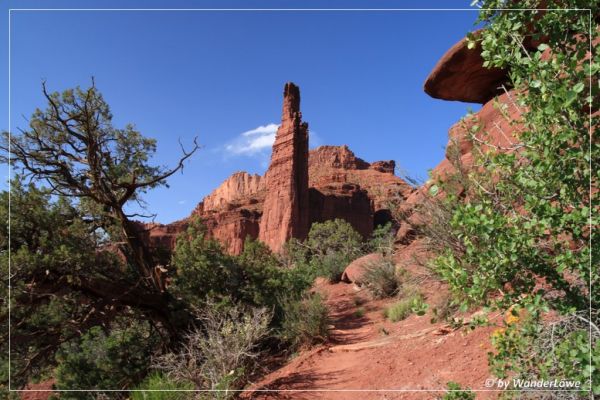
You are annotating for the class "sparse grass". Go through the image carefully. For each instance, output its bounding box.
[278,292,330,351]
[430,292,459,324]
[362,258,401,299]
[131,373,193,400]
[384,290,428,322]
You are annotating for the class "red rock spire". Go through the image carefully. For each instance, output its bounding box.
[258,82,310,253]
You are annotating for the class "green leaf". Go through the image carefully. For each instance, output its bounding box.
[572,82,585,93]
[530,80,542,88]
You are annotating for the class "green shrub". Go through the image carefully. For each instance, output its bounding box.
[173,227,311,319]
[170,218,238,306]
[362,259,400,299]
[283,220,367,283]
[366,222,395,256]
[440,382,475,400]
[384,291,428,322]
[489,307,599,396]
[278,293,330,350]
[55,320,159,398]
[317,251,349,283]
[429,2,598,395]
[131,373,193,400]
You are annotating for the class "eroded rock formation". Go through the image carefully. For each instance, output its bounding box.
[424,30,509,104]
[202,172,264,212]
[139,83,414,255]
[396,33,523,244]
[258,82,310,253]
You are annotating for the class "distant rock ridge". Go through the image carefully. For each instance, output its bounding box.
[139,83,414,255]
[202,171,265,212]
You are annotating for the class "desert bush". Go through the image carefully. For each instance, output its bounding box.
[131,373,193,400]
[362,258,400,299]
[278,293,330,350]
[54,319,159,398]
[384,291,428,322]
[489,307,599,397]
[172,226,311,318]
[154,301,271,399]
[440,382,476,400]
[366,222,396,256]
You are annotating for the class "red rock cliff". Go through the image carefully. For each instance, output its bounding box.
[258,82,310,253]
[139,83,414,256]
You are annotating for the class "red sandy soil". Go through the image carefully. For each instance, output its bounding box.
[20,379,54,400]
[243,241,502,400]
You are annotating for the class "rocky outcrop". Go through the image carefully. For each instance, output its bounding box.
[309,184,373,239]
[139,83,414,256]
[396,33,526,245]
[201,208,261,255]
[424,31,509,104]
[258,82,310,253]
[309,145,414,224]
[202,172,264,212]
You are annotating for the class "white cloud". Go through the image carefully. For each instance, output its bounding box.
[241,123,279,137]
[225,123,279,155]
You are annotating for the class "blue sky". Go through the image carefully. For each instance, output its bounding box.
[1,0,483,222]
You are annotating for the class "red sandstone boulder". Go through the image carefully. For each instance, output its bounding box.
[341,253,384,285]
[424,32,508,104]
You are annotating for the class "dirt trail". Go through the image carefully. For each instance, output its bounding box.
[244,243,500,400]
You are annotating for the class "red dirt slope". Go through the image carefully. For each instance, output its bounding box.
[244,242,500,400]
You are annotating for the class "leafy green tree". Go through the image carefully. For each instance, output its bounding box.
[292,219,365,282]
[1,81,198,387]
[2,80,198,302]
[431,1,598,396]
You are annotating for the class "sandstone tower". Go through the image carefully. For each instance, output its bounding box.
[258,82,310,252]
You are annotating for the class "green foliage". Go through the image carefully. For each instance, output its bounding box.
[286,219,365,283]
[131,373,193,400]
[170,218,242,305]
[433,2,599,394]
[489,307,599,396]
[366,222,396,256]
[172,226,311,331]
[436,0,598,311]
[362,258,400,299]
[278,293,330,350]
[235,238,311,309]
[55,320,159,397]
[384,291,428,322]
[440,382,476,400]
[0,180,131,387]
[354,307,366,318]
